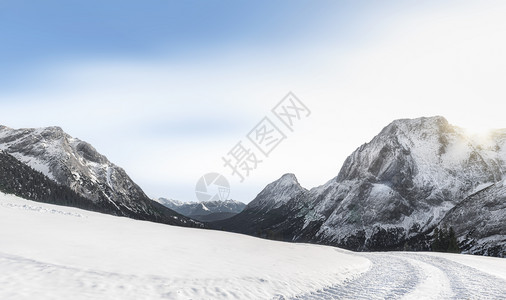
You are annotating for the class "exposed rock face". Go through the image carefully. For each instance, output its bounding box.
[247,173,307,211]
[440,179,506,257]
[0,125,201,227]
[0,150,109,212]
[215,117,506,256]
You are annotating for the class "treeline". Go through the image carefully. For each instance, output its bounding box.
[431,226,460,253]
[255,227,285,241]
[0,151,118,214]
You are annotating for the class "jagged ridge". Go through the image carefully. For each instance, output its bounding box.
[214,117,506,256]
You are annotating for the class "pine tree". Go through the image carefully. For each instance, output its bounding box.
[447,227,460,253]
[431,226,460,253]
[431,228,440,251]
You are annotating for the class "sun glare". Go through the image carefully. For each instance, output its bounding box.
[462,125,493,136]
[460,124,497,146]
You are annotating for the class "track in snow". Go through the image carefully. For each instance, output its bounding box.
[291,252,506,300]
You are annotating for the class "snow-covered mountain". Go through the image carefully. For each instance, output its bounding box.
[216,117,506,256]
[0,125,201,227]
[156,198,246,222]
[247,173,307,211]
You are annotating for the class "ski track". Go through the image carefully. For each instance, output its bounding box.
[3,250,505,300]
[291,251,506,300]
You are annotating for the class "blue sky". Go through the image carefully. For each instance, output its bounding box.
[1,0,506,202]
[1,1,352,85]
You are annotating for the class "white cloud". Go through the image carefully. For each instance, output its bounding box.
[1,0,506,202]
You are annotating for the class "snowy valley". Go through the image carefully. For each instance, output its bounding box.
[1,194,505,300]
[0,117,505,299]
[156,198,246,222]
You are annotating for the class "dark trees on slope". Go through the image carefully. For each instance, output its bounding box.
[431,226,460,253]
[0,151,119,213]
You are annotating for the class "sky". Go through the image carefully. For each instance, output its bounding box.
[1,0,506,203]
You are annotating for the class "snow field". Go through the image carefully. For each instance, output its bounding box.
[0,194,369,299]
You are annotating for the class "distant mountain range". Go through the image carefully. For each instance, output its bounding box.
[156,198,246,222]
[0,125,201,227]
[214,117,506,257]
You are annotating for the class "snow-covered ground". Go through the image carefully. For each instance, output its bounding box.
[1,194,505,300]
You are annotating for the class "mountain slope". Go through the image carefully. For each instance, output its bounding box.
[215,117,506,255]
[439,179,506,257]
[0,125,201,227]
[214,174,315,239]
[0,150,116,213]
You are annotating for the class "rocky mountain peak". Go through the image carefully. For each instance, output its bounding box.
[380,116,451,136]
[277,173,300,186]
[248,173,306,210]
